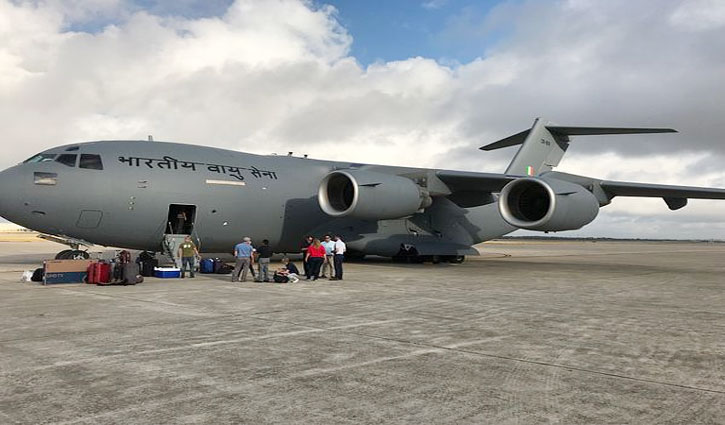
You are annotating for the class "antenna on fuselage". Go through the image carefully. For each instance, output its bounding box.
[148,135,154,142]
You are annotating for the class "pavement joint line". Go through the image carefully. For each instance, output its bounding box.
[0,318,411,375]
[251,316,725,396]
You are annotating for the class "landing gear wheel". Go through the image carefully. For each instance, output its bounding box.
[56,250,89,260]
[345,251,366,261]
[55,250,72,259]
[451,255,465,264]
[69,250,90,260]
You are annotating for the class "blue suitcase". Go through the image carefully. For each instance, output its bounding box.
[200,258,215,274]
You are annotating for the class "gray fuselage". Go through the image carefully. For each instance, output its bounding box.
[0,141,516,256]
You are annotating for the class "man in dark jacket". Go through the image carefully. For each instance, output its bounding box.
[255,239,273,282]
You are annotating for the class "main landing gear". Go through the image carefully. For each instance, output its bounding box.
[392,252,465,264]
[392,244,465,264]
[55,249,90,260]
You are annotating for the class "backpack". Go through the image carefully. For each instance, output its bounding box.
[216,263,233,275]
[31,268,44,282]
[273,273,289,283]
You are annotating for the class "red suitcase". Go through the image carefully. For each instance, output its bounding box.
[87,262,111,284]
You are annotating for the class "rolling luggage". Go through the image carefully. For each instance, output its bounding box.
[200,258,215,274]
[87,262,111,284]
[122,262,142,285]
[139,258,158,277]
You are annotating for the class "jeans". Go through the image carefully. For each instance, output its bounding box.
[257,258,270,281]
[334,254,344,279]
[232,257,251,282]
[181,256,195,278]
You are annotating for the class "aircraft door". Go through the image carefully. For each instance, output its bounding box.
[167,204,196,235]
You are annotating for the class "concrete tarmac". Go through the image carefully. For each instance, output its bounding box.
[0,239,723,424]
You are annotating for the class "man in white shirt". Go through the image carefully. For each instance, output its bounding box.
[330,235,346,281]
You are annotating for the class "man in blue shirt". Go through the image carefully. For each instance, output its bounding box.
[232,237,255,282]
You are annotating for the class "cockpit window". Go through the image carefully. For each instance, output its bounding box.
[64,146,80,152]
[24,153,57,163]
[79,154,103,170]
[55,154,77,167]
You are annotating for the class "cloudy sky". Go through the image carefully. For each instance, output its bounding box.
[1,0,724,239]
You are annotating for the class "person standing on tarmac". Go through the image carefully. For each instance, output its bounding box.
[305,238,326,281]
[177,235,199,278]
[330,235,346,281]
[255,239,273,282]
[320,234,335,279]
[232,237,255,282]
[300,235,313,276]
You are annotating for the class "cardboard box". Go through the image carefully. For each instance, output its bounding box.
[44,259,95,284]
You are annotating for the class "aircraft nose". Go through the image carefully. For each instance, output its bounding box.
[0,167,17,218]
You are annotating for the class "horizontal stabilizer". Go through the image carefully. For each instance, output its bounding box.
[481,125,676,151]
[546,126,677,136]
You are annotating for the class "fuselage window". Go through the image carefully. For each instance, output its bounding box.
[34,172,58,185]
[24,153,57,163]
[79,154,103,170]
[55,154,77,167]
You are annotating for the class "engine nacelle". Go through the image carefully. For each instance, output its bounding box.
[318,170,431,220]
[499,177,599,231]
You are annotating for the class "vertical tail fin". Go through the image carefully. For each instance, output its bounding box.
[480,118,676,176]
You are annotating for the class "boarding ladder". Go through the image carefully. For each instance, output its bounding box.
[162,222,202,267]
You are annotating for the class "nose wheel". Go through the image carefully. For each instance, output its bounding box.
[55,249,90,260]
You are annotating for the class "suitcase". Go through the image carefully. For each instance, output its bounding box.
[140,259,158,277]
[87,262,111,284]
[200,258,215,274]
[123,262,141,285]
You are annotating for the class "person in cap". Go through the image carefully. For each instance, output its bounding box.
[232,237,255,282]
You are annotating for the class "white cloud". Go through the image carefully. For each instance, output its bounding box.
[422,0,448,10]
[0,0,724,238]
[670,0,725,31]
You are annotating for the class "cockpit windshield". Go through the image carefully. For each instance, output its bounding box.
[24,153,57,163]
[55,154,77,167]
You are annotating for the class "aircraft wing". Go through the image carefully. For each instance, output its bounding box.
[600,180,725,210]
[435,170,516,192]
[435,170,725,211]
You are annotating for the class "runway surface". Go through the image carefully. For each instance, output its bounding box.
[0,239,723,424]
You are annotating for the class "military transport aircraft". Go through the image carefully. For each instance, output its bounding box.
[1,118,724,263]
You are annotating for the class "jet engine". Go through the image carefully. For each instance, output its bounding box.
[498,177,599,231]
[318,170,432,220]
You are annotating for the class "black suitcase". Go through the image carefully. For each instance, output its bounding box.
[140,259,158,277]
